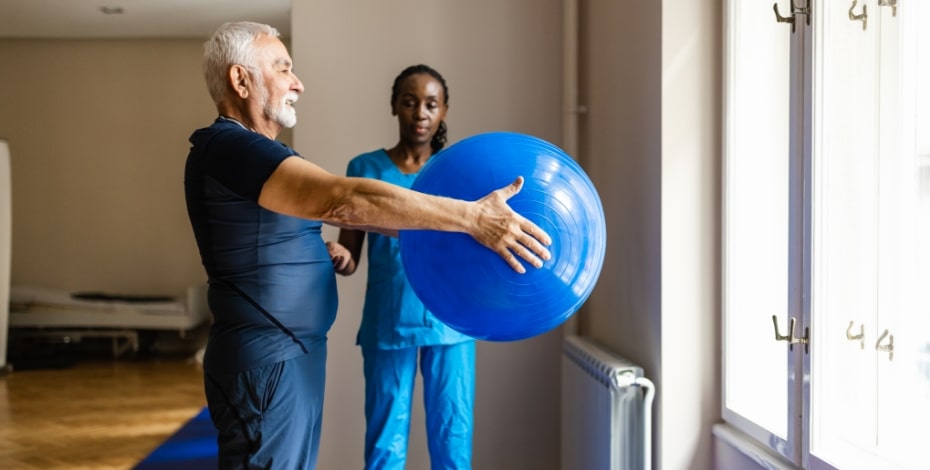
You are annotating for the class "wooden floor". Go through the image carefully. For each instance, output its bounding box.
[0,355,207,470]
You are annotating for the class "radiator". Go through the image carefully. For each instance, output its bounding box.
[561,335,655,470]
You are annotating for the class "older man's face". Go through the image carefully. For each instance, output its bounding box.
[253,35,303,129]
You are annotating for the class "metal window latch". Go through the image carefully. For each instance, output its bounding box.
[849,0,867,31]
[846,321,865,350]
[773,0,812,33]
[772,315,810,353]
[878,0,897,17]
[875,329,894,361]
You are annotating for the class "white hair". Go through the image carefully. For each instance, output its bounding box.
[202,21,280,105]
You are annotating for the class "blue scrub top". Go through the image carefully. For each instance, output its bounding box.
[347,149,472,349]
[185,118,337,374]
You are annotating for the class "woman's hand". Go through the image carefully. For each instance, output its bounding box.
[326,241,355,275]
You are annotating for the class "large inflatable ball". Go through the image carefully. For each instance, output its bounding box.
[399,131,606,341]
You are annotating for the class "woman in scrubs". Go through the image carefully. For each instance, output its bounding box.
[334,64,475,470]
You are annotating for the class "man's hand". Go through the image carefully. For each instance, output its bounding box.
[470,177,552,273]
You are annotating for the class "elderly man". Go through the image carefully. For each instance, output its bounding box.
[184,21,551,469]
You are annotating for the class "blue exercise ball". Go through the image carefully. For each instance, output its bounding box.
[398,131,606,341]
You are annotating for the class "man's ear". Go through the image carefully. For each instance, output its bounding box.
[229,65,251,99]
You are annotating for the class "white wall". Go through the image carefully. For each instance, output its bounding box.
[578,0,721,469]
[659,0,721,468]
[291,1,723,468]
[290,1,564,469]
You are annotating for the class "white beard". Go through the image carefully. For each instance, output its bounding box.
[264,92,299,128]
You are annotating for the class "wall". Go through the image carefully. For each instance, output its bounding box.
[0,39,215,297]
[659,0,721,468]
[290,1,563,469]
[578,0,721,469]
[0,1,725,467]
[579,0,662,389]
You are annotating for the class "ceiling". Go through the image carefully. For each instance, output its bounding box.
[0,0,291,39]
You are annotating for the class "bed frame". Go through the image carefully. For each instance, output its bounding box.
[8,284,210,357]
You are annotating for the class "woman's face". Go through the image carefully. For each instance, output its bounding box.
[392,73,447,147]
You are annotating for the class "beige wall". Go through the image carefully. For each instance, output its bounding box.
[291,1,564,469]
[578,0,721,469]
[0,39,214,297]
[580,0,663,382]
[659,1,721,469]
[0,38,294,297]
[0,0,724,467]
[0,22,566,469]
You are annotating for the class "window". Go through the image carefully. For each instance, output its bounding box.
[723,1,930,469]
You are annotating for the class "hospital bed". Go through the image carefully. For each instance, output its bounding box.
[8,284,210,357]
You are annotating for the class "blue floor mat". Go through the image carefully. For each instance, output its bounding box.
[133,407,218,469]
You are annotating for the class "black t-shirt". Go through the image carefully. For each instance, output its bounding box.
[184,118,337,374]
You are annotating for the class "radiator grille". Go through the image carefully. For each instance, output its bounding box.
[561,335,654,470]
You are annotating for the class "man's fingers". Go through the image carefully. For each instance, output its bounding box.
[475,179,555,273]
[524,221,552,247]
[516,216,552,262]
[499,248,528,274]
[498,228,551,273]
[512,243,545,269]
[523,234,551,263]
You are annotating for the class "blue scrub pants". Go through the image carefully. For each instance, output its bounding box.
[204,341,327,470]
[362,341,476,470]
